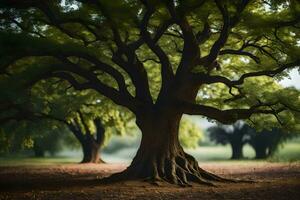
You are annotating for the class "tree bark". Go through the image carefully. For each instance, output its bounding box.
[80,139,104,163]
[68,117,106,164]
[230,142,244,160]
[102,109,233,186]
[33,143,45,157]
[254,146,268,159]
[249,139,269,159]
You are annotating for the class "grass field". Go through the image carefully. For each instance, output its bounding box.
[0,141,299,166]
[188,142,300,162]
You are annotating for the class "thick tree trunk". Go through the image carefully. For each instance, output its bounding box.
[81,142,103,163]
[103,110,233,186]
[33,143,45,157]
[250,140,269,159]
[80,138,105,164]
[230,142,244,160]
[254,146,268,159]
[69,117,106,164]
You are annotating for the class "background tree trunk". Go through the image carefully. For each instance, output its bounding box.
[230,142,244,160]
[80,139,104,163]
[254,146,268,159]
[249,139,269,159]
[68,117,106,164]
[33,143,45,157]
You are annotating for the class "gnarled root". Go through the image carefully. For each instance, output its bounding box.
[100,151,250,186]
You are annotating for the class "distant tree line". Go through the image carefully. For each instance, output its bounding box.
[207,121,297,159]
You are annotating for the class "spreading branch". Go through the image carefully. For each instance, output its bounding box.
[192,59,300,87]
[182,101,288,124]
[139,1,174,91]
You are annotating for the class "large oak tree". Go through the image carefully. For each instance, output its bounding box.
[1,0,300,185]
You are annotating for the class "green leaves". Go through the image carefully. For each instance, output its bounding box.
[0,0,300,147]
[179,116,203,148]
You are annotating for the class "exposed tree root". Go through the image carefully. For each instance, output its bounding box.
[100,151,252,186]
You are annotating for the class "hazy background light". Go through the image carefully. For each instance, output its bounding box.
[279,69,300,89]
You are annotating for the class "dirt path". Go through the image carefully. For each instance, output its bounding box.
[0,162,299,200]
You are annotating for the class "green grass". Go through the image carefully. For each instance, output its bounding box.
[0,142,299,166]
[187,144,256,161]
[0,156,80,166]
[187,142,300,162]
[270,142,300,162]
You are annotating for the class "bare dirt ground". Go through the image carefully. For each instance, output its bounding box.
[0,162,299,200]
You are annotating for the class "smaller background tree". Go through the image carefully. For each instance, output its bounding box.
[207,122,252,159]
[207,121,297,160]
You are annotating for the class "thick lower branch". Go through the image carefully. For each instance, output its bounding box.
[182,101,286,124]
